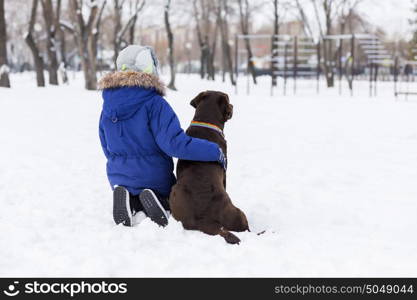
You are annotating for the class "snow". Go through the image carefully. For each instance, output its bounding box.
[86,0,100,8]
[34,23,42,33]
[1,73,417,277]
[0,64,10,76]
[60,21,75,32]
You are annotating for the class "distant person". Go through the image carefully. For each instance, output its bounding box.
[98,45,226,227]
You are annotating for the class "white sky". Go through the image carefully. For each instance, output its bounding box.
[252,0,414,41]
[359,0,413,39]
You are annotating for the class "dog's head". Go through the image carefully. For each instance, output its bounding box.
[190,91,233,123]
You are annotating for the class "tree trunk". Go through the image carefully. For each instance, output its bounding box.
[221,45,226,82]
[295,0,314,39]
[218,0,235,85]
[69,0,103,90]
[128,0,140,44]
[323,0,335,87]
[323,39,334,87]
[41,0,59,85]
[193,0,206,79]
[93,0,106,73]
[113,0,145,69]
[0,0,10,87]
[129,15,137,44]
[271,0,279,87]
[164,0,176,90]
[200,45,207,79]
[237,0,257,84]
[55,0,68,84]
[207,22,218,81]
[26,0,45,87]
[113,0,122,69]
[244,39,257,84]
[25,0,45,87]
[26,34,45,87]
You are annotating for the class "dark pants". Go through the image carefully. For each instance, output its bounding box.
[130,191,170,212]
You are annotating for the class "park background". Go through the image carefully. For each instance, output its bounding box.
[0,0,416,276]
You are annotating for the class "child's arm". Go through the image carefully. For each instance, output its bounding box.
[149,96,221,162]
[99,112,110,158]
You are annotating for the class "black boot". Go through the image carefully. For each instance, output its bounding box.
[113,186,132,226]
[139,189,169,227]
[113,186,145,227]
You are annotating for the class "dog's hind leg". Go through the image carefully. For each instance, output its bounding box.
[220,203,250,233]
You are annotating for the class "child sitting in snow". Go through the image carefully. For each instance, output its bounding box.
[98,45,226,227]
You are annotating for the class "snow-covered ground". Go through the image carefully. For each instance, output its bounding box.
[1,73,417,277]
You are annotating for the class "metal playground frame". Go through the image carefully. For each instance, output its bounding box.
[234,33,406,98]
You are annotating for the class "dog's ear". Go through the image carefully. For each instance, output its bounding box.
[190,91,207,108]
[220,94,233,121]
[225,103,233,120]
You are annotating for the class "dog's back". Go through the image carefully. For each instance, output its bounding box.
[169,91,249,244]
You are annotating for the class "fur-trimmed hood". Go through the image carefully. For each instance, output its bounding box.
[98,71,166,96]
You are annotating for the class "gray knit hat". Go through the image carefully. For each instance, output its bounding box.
[116,45,159,76]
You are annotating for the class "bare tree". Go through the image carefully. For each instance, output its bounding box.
[237,0,257,84]
[338,0,362,34]
[113,0,145,69]
[25,0,45,87]
[128,0,142,44]
[410,0,417,58]
[311,0,337,87]
[336,0,362,92]
[0,0,10,88]
[55,0,69,84]
[294,0,314,39]
[40,0,60,85]
[270,1,293,88]
[93,0,107,71]
[68,0,106,90]
[164,0,176,90]
[217,0,235,85]
[272,0,279,37]
[207,19,218,81]
[271,0,279,87]
[113,0,123,67]
[193,0,206,78]
[193,0,216,80]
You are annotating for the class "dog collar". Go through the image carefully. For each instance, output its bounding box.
[190,121,224,137]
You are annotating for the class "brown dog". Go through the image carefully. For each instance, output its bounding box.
[169,91,249,244]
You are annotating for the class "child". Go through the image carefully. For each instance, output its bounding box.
[98,45,226,227]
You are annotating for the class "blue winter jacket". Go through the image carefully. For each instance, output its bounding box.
[98,71,220,196]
